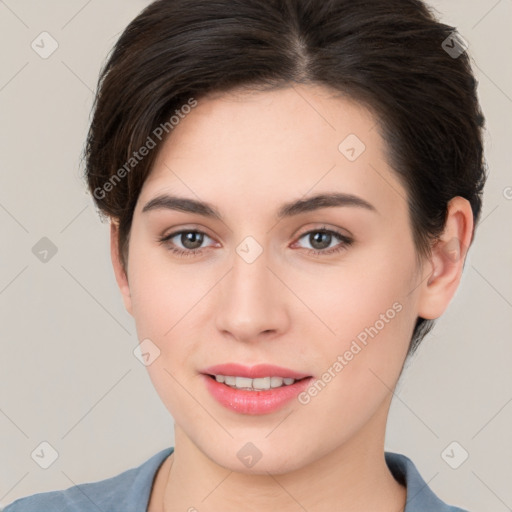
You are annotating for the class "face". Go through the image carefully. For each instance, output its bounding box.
[116,84,428,474]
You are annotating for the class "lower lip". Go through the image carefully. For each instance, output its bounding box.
[202,374,313,415]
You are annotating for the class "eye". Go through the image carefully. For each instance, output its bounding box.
[158,229,216,257]
[294,227,353,256]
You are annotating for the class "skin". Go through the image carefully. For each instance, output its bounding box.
[110,84,473,512]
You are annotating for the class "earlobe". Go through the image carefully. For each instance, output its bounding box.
[417,197,474,320]
[110,221,133,316]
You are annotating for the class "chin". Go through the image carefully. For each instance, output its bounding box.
[199,438,311,476]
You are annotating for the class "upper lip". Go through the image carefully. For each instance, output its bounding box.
[201,363,311,380]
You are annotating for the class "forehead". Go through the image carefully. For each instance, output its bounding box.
[137,85,407,222]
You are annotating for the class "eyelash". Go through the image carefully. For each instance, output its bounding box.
[157,227,353,258]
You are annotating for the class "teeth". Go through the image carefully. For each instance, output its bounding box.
[213,375,298,390]
[253,377,271,389]
[270,376,284,388]
[224,375,236,386]
[236,376,253,389]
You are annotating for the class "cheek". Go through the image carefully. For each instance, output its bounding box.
[291,276,415,448]
[126,249,206,422]
[294,240,418,402]
[126,242,217,394]
[298,237,417,344]
[127,237,203,337]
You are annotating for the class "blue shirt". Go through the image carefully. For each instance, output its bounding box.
[1,448,470,511]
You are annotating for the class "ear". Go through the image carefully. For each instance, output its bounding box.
[417,196,474,320]
[110,221,133,316]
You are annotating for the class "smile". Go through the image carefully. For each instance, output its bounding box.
[211,374,303,390]
[200,363,313,414]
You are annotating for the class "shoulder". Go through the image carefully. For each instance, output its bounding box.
[385,451,471,512]
[1,447,173,512]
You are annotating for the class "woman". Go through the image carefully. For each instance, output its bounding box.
[3,0,485,510]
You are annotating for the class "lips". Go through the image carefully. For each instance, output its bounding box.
[201,363,311,380]
[200,363,314,415]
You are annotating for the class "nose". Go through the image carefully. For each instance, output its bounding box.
[214,246,290,343]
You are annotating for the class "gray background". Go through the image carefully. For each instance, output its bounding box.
[0,1,511,510]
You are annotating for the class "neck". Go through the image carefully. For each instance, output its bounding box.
[155,400,406,512]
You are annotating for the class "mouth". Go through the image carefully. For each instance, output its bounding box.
[200,363,314,415]
[205,374,310,391]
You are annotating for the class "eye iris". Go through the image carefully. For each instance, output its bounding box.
[182,231,203,250]
[310,231,331,250]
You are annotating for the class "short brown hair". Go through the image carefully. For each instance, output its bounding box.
[84,0,487,356]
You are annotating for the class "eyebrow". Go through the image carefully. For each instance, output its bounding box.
[141,192,377,220]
